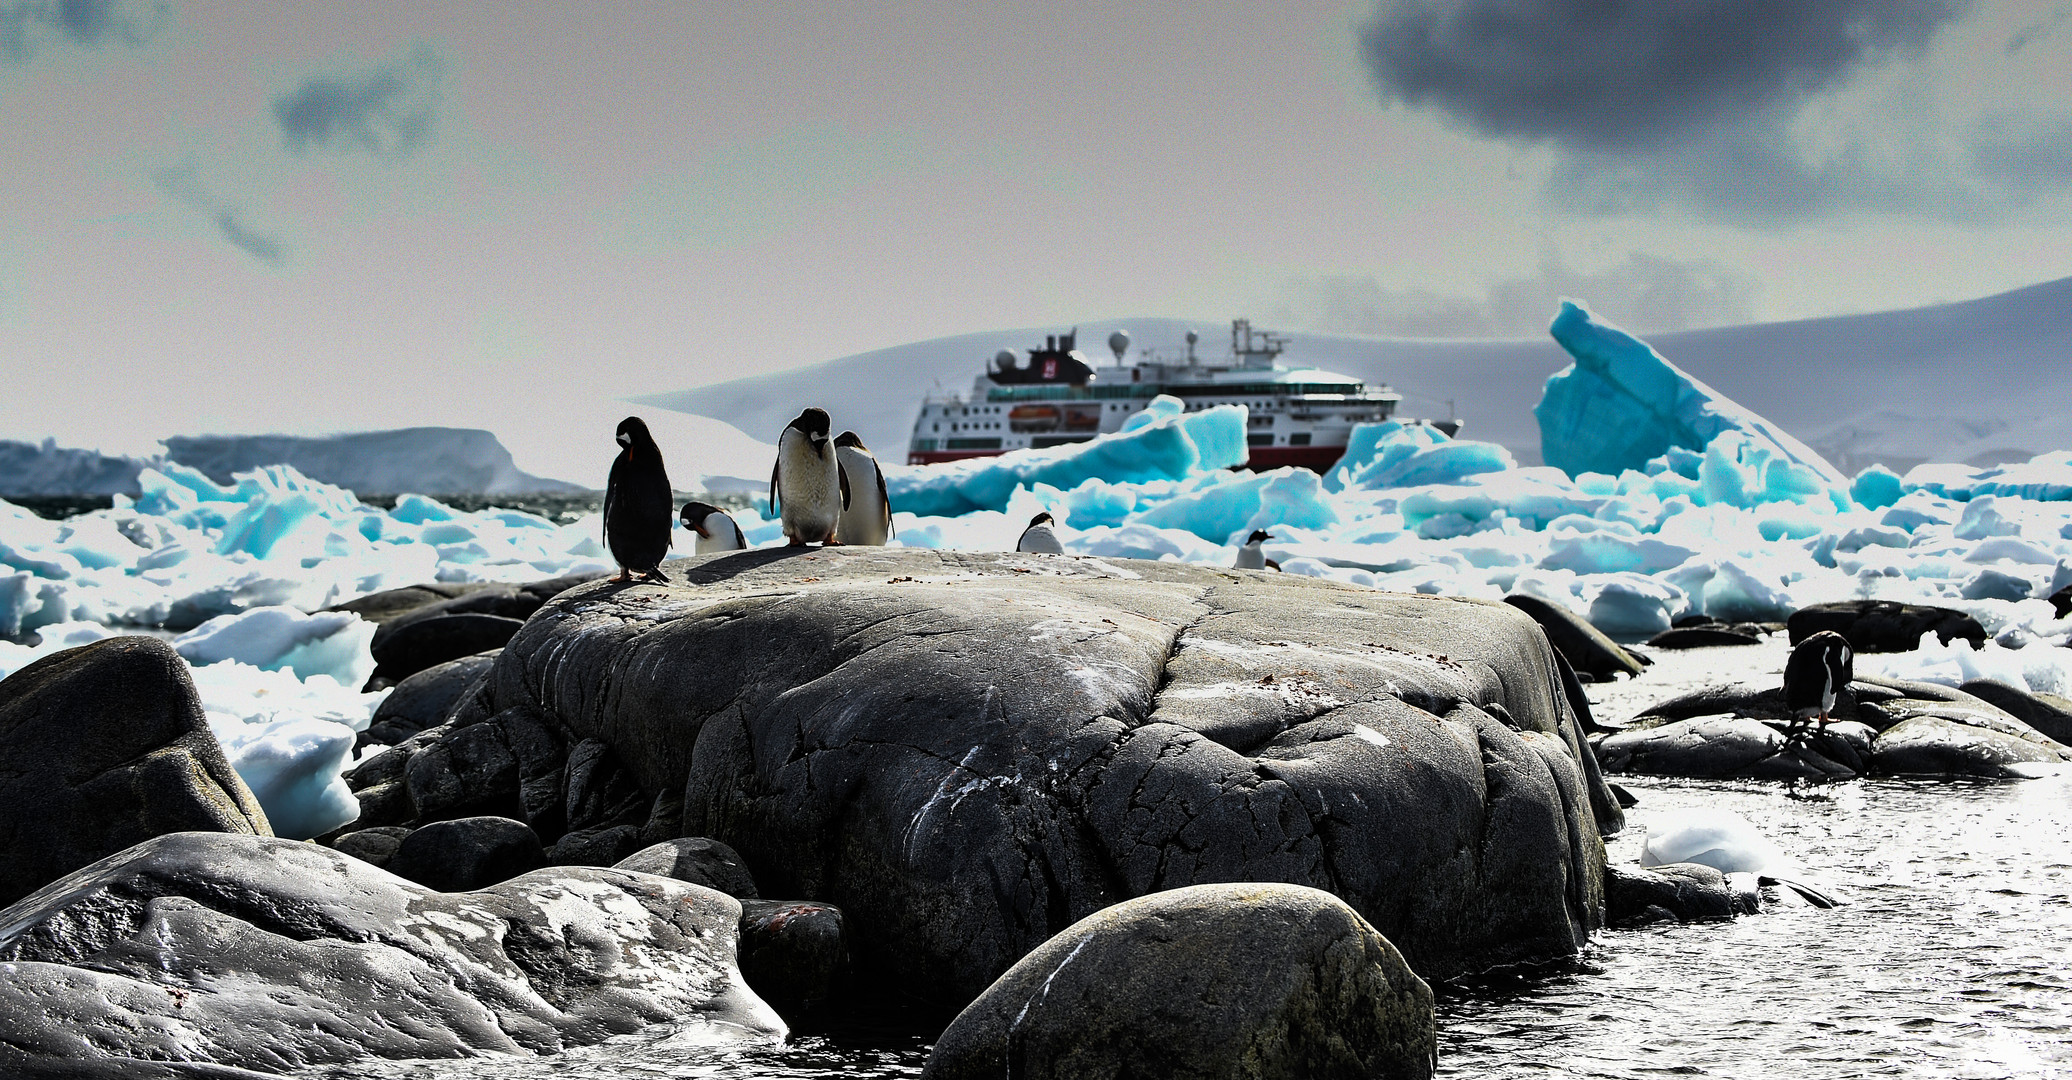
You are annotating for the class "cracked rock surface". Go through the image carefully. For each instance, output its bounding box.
[0,832,784,1071]
[482,546,1617,1004]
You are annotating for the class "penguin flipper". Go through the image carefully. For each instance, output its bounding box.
[769,460,781,518]
[1760,875,1839,909]
[876,464,893,538]
[838,462,851,511]
[602,455,623,548]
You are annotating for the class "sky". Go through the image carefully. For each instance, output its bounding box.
[3,0,2069,481]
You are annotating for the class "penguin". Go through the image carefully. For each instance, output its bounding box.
[1643,807,1837,908]
[1016,512,1065,554]
[1783,630,1853,741]
[771,407,848,547]
[680,500,746,554]
[832,431,893,546]
[603,416,673,583]
[1234,529,1274,570]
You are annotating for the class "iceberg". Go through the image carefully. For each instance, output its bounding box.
[1536,300,1845,486]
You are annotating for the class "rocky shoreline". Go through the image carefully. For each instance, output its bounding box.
[3,549,2067,1078]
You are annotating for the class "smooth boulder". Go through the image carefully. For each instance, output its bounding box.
[386,815,545,891]
[481,547,1615,1004]
[0,832,784,1072]
[1787,600,1986,653]
[922,882,1435,1080]
[614,838,761,898]
[1595,716,1860,781]
[737,899,847,1009]
[1605,862,1752,926]
[361,651,499,748]
[1645,627,1762,649]
[0,637,270,908]
[1870,715,2066,778]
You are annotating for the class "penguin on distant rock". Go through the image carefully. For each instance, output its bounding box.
[832,431,893,546]
[1783,630,1854,742]
[1234,529,1274,570]
[772,407,848,547]
[680,501,747,554]
[1017,512,1065,554]
[604,416,673,582]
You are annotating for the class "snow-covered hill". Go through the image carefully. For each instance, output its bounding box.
[639,276,2072,475]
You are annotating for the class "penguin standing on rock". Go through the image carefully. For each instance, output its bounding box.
[832,431,893,546]
[1783,630,1854,742]
[1234,529,1275,570]
[1016,512,1065,554]
[680,501,747,553]
[772,407,848,546]
[604,416,673,582]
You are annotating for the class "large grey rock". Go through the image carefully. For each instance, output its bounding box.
[922,882,1435,1080]
[0,637,270,909]
[361,651,499,747]
[1645,627,1763,649]
[1788,600,1986,653]
[374,612,525,684]
[404,719,521,823]
[1871,715,2068,777]
[1605,862,1751,926]
[0,832,784,1072]
[614,838,760,898]
[360,574,604,684]
[1958,679,2072,745]
[387,815,544,891]
[1502,593,1646,680]
[329,825,410,869]
[482,547,1613,1005]
[1596,716,1858,780]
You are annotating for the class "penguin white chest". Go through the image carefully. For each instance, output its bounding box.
[777,429,843,542]
[1235,541,1266,570]
[834,445,889,546]
[696,514,744,554]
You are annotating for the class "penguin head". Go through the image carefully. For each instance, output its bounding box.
[1245,529,1274,545]
[834,430,868,451]
[616,416,652,450]
[1028,512,1055,528]
[680,500,722,538]
[788,408,832,442]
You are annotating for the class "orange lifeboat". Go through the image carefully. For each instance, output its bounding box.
[1009,404,1062,432]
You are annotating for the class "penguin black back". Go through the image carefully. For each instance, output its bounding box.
[604,415,674,581]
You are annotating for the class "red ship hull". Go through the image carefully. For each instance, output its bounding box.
[907,444,1346,473]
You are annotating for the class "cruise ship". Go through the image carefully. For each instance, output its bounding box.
[906,320,1456,471]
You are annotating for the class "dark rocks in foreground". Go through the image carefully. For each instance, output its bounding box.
[0,637,271,909]
[1605,863,1756,927]
[0,832,785,1072]
[923,883,1436,1080]
[1787,600,1986,653]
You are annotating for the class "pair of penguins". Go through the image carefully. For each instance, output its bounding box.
[603,409,892,583]
[1017,516,1281,572]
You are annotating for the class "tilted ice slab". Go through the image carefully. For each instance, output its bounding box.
[1536,300,1846,486]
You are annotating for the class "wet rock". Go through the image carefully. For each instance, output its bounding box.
[549,824,644,867]
[404,719,521,823]
[1870,715,2067,777]
[563,738,645,833]
[5,1061,281,1079]
[1957,680,2072,745]
[0,832,783,1071]
[483,548,1614,1004]
[361,574,605,684]
[1606,863,1750,926]
[373,612,526,684]
[329,825,411,869]
[921,882,1435,1080]
[1502,593,1647,680]
[360,652,499,748]
[0,637,270,908]
[386,815,544,891]
[1787,600,1986,653]
[1596,716,1857,780]
[1645,627,1763,649]
[614,837,760,898]
[737,899,847,1009]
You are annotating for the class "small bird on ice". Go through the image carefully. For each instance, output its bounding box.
[604,416,673,583]
[1783,630,1853,743]
[679,501,746,554]
[832,431,893,546]
[1234,529,1275,570]
[1016,512,1065,554]
[771,407,849,547]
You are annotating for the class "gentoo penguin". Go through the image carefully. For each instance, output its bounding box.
[680,500,747,554]
[1643,807,1838,908]
[832,431,893,546]
[1016,512,1065,554]
[604,416,673,582]
[1783,630,1854,740]
[771,407,848,546]
[1234,529,1274,570]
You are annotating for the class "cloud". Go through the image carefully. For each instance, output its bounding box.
[1271,252,1759,339]
[0,0,162,62]
[152,165,288,266]
[1359,0,1970,152]
[272,44,444,158]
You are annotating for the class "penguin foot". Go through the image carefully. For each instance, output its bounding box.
[610,569,631,583]
[821,538,844,546]
[787,538,809,548]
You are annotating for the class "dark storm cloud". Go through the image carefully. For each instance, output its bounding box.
[1274,252,1758,338]
[0,0,161,62]
[1358,0,1971,152]
[153,166,288,266]
[272,44,444,158]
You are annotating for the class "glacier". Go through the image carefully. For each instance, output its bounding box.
[6,306,2072,849]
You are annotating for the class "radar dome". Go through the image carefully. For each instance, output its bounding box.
[993,349,1018,374]
[1107,330,1130,362]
